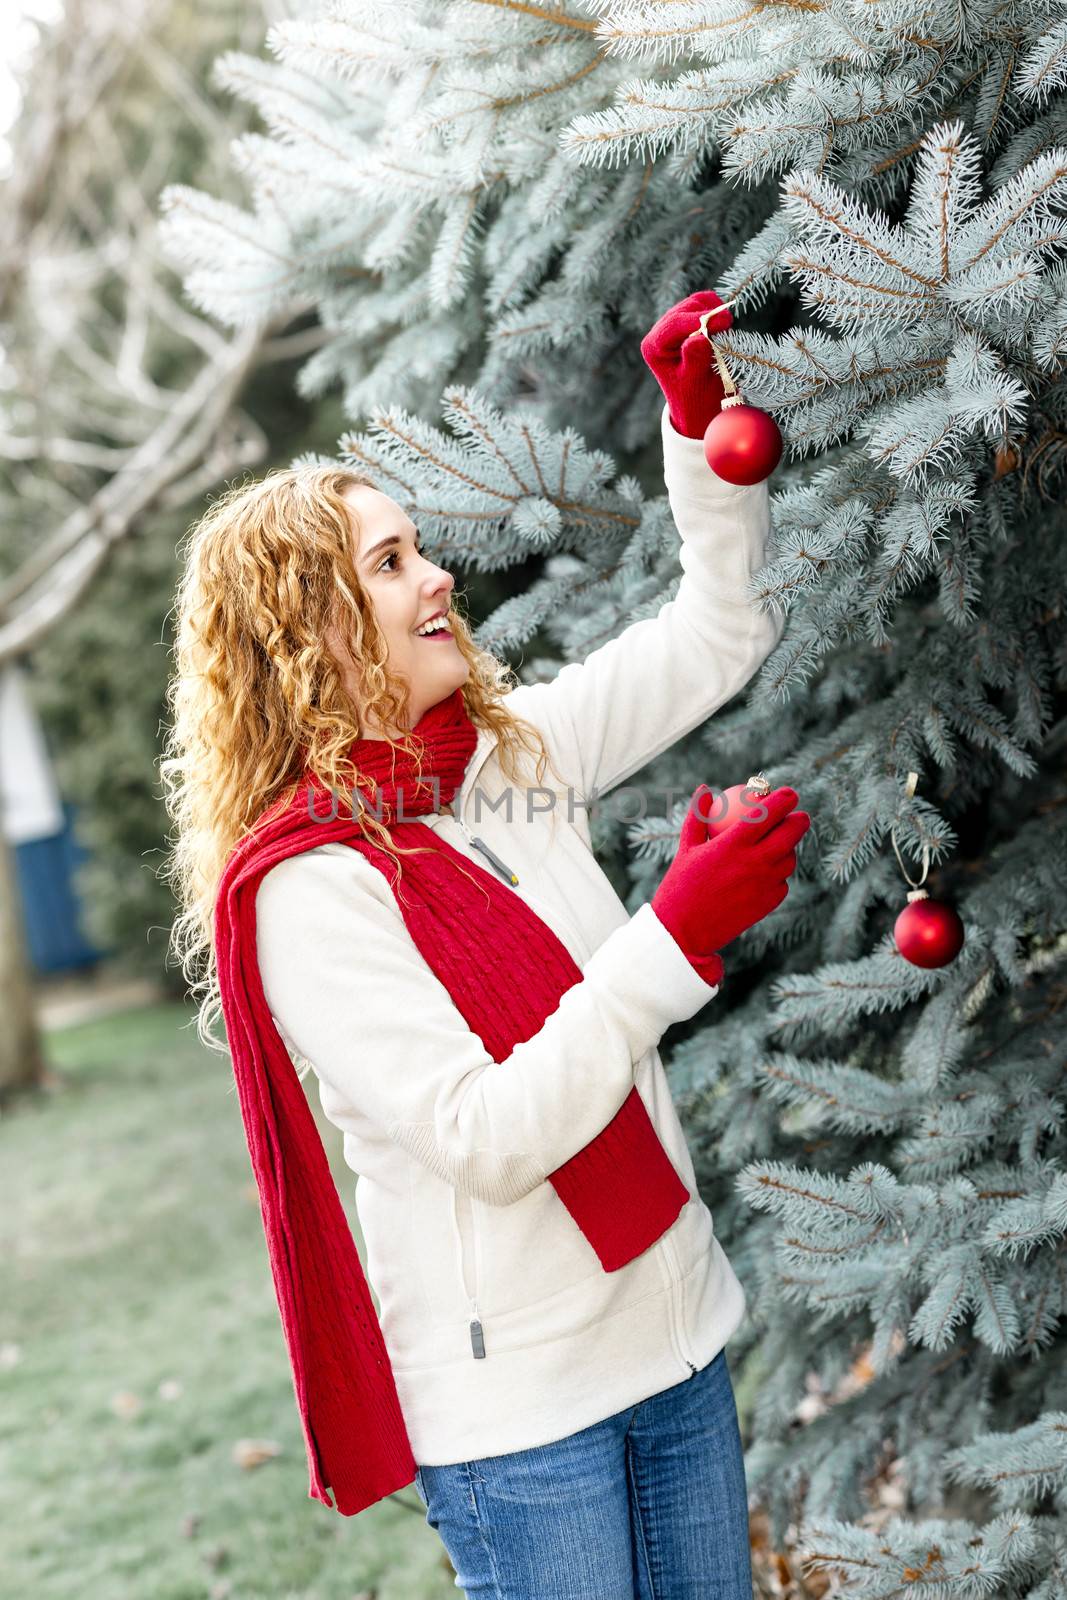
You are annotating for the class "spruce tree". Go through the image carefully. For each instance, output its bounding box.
[161,4,1067,1592]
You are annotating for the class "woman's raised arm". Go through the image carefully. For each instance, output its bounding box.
[505,401,783,805]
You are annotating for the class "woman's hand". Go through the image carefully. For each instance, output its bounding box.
[651,782,810,980]
[640,290,733,440]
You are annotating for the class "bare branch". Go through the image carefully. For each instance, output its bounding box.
[0,324,264,658]
[0,431,135,470]
[260,322,333,362]
[158,412,270,508]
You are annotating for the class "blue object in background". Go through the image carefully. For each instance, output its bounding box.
[12,800,105,975]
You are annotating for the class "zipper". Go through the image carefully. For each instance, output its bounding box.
[660,1228,698,1376]
[467,1190,485,1360]
[446,758,689,1371]
[451,1186,486,1360]
[456,816,520,886]
[453,813,591,960]
[443,761,521,887]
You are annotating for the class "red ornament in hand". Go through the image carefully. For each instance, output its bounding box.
[893,890,965,969]
[703,403,783,486]
[701,772,775,835]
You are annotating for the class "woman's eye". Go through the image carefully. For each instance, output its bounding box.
[379,543,423,573]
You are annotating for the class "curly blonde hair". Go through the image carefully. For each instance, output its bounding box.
[158,463,563,1057]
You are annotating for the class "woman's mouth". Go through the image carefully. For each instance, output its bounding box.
[414,613,453,640]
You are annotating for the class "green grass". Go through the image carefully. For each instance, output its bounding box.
[0,1001,459,1600]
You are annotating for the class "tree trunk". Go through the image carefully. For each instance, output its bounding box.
[0,808,47,1105]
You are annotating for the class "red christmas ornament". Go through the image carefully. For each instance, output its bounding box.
[702,772,773,836]
[889,772,965,970]
[695,306,783,486]
[893,889,965,969]
[703,404,783,486]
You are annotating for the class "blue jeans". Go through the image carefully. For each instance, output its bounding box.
[412,1346,751,1599]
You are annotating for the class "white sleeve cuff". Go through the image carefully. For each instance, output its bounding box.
[582,899,722,1053]
[661,402,764,507]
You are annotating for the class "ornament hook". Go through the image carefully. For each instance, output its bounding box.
[890,770,930,897]
[697,302,742,409]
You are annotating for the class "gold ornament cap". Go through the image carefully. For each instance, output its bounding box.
[746,772,772,797]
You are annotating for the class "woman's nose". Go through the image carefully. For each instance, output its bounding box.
[424,564,453,600]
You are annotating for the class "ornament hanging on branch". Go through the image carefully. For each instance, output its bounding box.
[890,772,965,969]
[697,307,784,486]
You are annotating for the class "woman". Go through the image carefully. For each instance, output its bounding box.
[160,290,809,1599]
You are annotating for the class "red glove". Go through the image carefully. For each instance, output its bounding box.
[640,290,734,439]
[651,783,810,984]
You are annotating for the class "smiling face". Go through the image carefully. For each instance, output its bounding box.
[325,482,470,738]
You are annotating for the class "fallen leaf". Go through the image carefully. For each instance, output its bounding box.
[231,1437,282,1470]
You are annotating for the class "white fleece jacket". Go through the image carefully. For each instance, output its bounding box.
[255,404,784,1467]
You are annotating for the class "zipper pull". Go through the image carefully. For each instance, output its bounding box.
[469,1297,486,1359]
[456,818,519,886]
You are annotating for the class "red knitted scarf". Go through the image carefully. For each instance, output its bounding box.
[213,686,690,1517]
